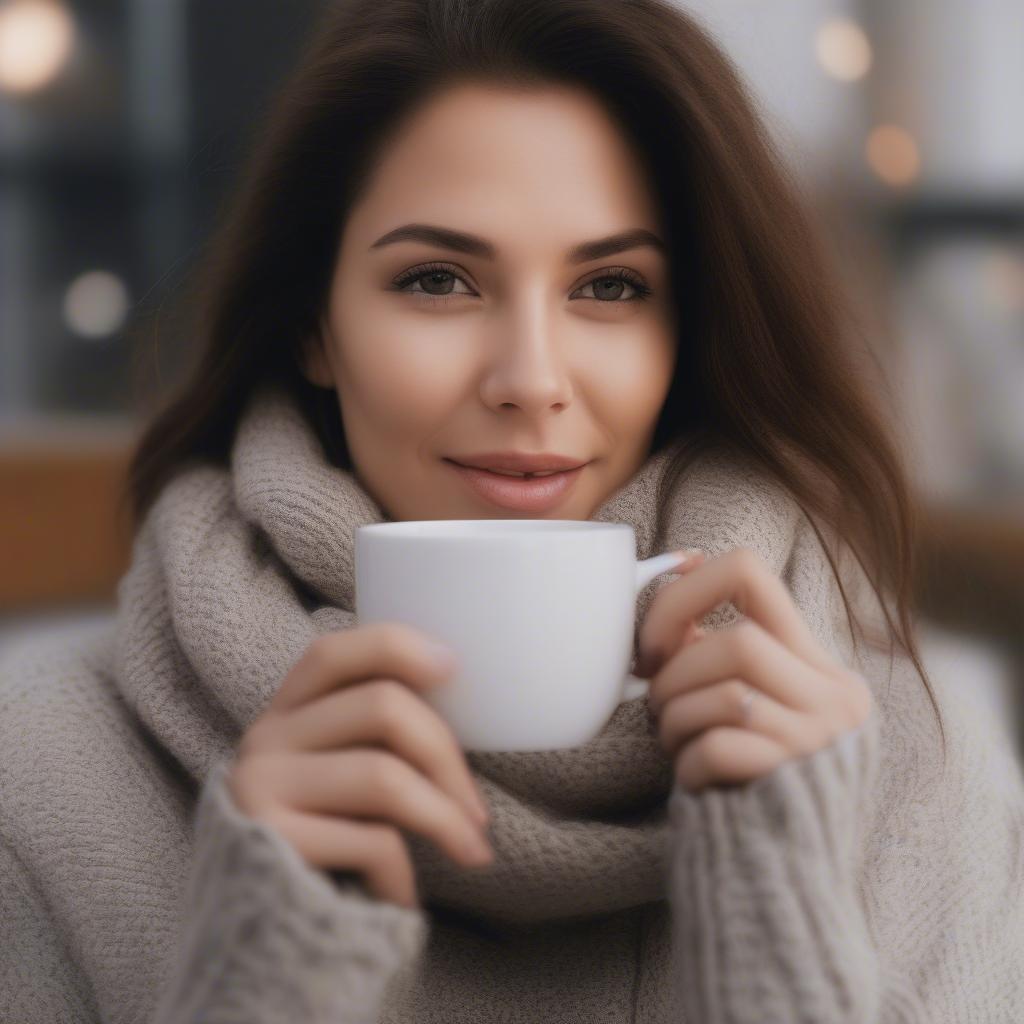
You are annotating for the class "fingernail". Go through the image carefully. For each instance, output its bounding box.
[673,548,704,566]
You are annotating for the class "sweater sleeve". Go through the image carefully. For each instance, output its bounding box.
[667,705,928,1023]
[151,756,428,1024]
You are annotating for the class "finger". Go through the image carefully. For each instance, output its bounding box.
[261,805,420,908]
[638,547,837,677]
[635,618,703,677]
[648,619,828,714]
[656,677,824,760]
[254,679,489,826]
[675,726,790,793]
[263,747,495,869]
[271,622,457,715]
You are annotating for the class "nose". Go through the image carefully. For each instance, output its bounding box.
[478,302,575,415]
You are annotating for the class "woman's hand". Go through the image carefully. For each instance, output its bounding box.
[227,622,494,911]
[634,547,874,794]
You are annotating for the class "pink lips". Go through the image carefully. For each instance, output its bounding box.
[444,459,587,512]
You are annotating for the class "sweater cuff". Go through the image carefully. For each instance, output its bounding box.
[666,708,883,1022]
[153,757,427,1024]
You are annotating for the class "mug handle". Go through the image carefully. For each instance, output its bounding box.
[620,550,692,701]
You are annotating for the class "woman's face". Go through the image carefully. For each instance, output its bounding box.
[302,81,678,521]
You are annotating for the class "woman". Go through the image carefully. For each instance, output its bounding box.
[2,0,1022,1021]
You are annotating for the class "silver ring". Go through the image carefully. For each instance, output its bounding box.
[738,684,757,722]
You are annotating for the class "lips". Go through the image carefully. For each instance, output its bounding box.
[445,452,586,473]
[464,467,561,479]
[443,459,587,513]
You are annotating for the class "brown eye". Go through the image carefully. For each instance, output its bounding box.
[592,278,627,301]
[393,263,474,298]
[417,270,457,295]
[574,270,652,303]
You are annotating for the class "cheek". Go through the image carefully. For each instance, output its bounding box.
[584,330,675,422]
[339,327,462,432]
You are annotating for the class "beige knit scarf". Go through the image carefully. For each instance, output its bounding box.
[112,381,832,931]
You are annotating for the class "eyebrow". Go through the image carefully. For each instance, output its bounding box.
[368,223,666,264]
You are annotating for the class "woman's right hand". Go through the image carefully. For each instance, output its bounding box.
[226,622,494,910]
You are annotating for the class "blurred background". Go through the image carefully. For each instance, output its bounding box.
[1,1,1021,753]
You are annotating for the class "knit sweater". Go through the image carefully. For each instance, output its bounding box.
[2,382,1023,1023]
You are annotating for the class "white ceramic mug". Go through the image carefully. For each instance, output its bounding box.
[355,520,687,751]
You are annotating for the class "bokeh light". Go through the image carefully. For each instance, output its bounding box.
[0,0,75,95]
[815,17,873,82]
[866,124,922,187]
[62,271,131,339]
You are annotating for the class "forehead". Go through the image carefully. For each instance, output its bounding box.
[344,82,663,253]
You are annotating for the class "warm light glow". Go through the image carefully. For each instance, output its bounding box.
[0,0,74,94]
[815,17,873,82]
[865,124,922,187]
[63,271,131,339]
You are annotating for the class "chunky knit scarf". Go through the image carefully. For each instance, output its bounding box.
[113,381,828,928]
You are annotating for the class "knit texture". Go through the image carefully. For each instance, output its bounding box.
[2,380,1023,1023]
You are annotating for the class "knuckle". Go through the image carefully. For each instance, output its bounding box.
[366,679,412,734]
[362,749,408,802]
[732,619,762,669]
[723,679,751,720]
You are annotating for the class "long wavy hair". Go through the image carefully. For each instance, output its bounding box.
[119,0,945,755]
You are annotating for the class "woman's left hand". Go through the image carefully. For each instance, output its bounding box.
[635,547,874,794]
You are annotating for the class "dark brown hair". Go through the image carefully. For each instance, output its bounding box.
[120,0,945,755]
